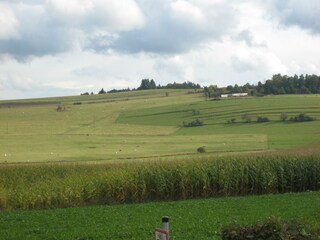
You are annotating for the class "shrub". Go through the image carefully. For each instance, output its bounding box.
[56,105,66,112]
[197,147,206,153]
[227,118,236,124]
[280,112,288,121]
[257,116,269,123]
[241,113,252,123]
[183,119,203,127]
[221,218,320,240]
[290,113,316,122]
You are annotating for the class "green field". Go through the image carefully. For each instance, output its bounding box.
[0,192,319,240]
[1,90,320,239]
[1,91,319,163]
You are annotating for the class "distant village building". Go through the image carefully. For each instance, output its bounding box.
[221,93,248,98]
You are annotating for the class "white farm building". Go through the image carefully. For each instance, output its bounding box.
[221,93,248,98]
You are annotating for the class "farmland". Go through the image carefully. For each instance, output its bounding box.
[1,90,320,239]
[1,91,320,163]
[0,192,319,240]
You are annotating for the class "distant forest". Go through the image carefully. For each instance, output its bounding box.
[204,74,320,98]
[108,79,201,93]
[81,74,320,97]
[79,79,202,95]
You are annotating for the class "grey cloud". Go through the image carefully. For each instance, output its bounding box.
[0,29,75,61]
[236,30,267,47]
[1,1,239,59]
[272,0,320,34]
[84,33,118,53]
[102,1,238,54]
[0,0,144,60]
[0,4,77,60]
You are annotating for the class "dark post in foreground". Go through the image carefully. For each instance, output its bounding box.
[155,216,169,240]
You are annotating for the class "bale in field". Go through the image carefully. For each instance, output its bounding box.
[197,146,206,153]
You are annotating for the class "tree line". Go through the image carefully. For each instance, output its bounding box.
[81,74,320,96]
[204,74,320,98]
[81,79,202,95]
[136,79,201,91]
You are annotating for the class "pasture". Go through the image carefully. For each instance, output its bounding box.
[1,91,319,163]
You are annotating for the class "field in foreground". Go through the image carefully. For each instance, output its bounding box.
[0,191,319,240]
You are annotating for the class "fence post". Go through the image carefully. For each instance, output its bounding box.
[162,216,169,238]
[155,216,169,240]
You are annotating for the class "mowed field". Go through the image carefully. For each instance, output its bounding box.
[1,90,319,163]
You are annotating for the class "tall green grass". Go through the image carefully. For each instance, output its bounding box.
[1,153,320,210]
[0,185,6,209]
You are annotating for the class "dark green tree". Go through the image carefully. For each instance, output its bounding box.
[98,88,106,94]
[138,79,157,90]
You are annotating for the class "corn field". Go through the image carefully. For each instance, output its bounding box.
[0,154,320,210]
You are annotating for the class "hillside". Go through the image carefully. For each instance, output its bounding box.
[1,90,320,163]
[1,90,320,239]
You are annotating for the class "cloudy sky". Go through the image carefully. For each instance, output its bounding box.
[0,0,319,100]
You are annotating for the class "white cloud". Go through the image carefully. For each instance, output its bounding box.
[46,0,145,31]
[170,0,205,25]
[46,0,94,16]
[231,48,288,75]
[0,3,19,40]
[112,0,238,53]
[0,0,320,100]
[0,74,37,91]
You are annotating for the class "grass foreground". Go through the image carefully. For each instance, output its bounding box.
[0,191,319,240]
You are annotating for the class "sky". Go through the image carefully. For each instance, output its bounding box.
[0,0,320,100]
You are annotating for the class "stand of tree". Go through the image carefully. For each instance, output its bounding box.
[158,81,201,89]
[81,74,320,96]
[94,79,201,94]
[138,79,201,90]
[107,88,131,93]
[204,74,320,98]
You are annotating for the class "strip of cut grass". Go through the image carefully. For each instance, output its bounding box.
[117,95,320,126]
[0,192,319,240]
[0,134,267,163]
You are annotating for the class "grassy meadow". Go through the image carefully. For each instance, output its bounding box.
[1,91,320,163]
[1,90,320,239]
